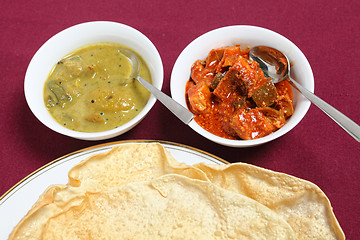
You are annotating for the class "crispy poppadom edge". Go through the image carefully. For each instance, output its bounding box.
[40,174,296,240]
[193,162,345,240]
[8,143,208,239]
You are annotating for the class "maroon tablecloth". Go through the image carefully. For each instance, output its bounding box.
[1,0,359,238]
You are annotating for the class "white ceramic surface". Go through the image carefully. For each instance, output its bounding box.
[170,25,314,147]
[25,21,164,140]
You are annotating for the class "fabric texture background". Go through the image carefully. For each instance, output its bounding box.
[0,0,359,238]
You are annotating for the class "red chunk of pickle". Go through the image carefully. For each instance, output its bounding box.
[251,79,278,107]
[230,108,284,140]
[187,82,212,114]
[186,45,294,140]
[231,56,268,98]
[215,46,241,72]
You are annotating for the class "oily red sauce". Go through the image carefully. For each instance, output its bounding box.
[186,82,237,139]
[185,46,294,140]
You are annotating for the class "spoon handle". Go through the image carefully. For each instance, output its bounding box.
[289,78,360,142]
[136,76,194,125]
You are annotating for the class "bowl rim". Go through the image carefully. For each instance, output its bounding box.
[170,25,314,147]
[24,21,164,140]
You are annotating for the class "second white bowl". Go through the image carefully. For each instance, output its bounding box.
[170,25,314,147]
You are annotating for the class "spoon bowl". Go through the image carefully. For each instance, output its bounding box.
[120,49,194,124]
[118,49,140,80]
[250,46,360,142]
[250,46,289,83]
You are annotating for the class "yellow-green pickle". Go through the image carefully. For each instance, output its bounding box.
[44,42,151,132]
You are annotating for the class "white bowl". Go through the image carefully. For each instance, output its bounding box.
[25,21,163,140]
[170,25,314,147]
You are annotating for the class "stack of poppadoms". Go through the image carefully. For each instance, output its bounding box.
[9,143,345,239]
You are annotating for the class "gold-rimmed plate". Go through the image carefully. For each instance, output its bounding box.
[0,140,227,237]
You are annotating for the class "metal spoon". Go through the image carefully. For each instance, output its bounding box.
[250,46,360,142]
[119,49,194,124]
